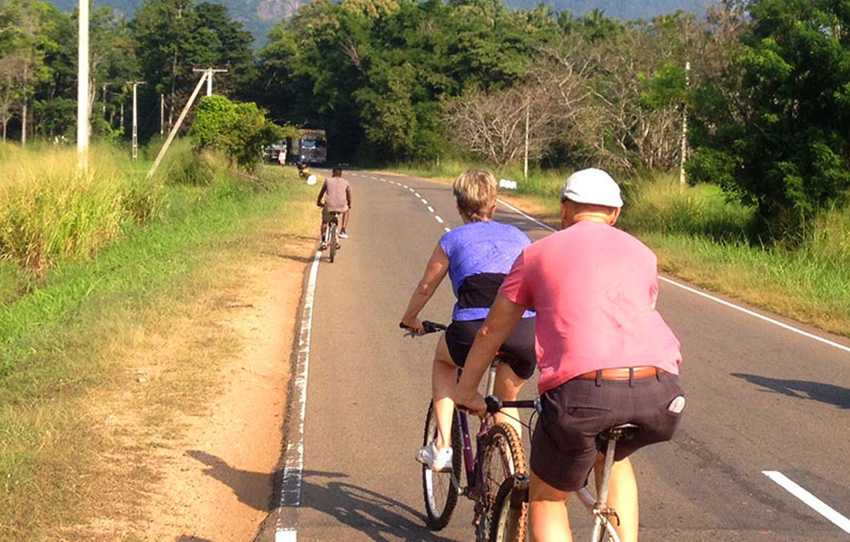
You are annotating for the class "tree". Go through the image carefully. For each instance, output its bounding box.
[132,0,254,139]
[688,0,850,239]
[0,0,56,142]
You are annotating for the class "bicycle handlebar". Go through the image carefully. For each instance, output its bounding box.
[485,395,542,414]
[399,320,447,335]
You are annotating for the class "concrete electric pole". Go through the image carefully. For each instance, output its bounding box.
[192,67,228,97]
[679,61,691,186]
[77,0,90,163]
[131,81,145,160]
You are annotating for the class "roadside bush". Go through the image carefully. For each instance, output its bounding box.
[191,95,289,172]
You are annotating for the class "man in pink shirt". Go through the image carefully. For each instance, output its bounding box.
[453,168,684,542]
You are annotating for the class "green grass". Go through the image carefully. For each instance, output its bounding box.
[0,152,315,538]
[390,161,850,336]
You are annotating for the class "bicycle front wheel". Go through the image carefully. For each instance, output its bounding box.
[476,423,527,541]
[489,475,529,542]
[421,401,462,530]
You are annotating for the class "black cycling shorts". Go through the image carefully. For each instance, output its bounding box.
[445,317,536,380]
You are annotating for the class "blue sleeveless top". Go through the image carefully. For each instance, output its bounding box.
[439,221,535,321]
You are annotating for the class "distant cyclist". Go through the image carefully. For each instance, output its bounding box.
[453,168,684,542]
[400,169,536,471]
[316,167,351,250]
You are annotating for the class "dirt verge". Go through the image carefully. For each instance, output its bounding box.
[61,231,315,541]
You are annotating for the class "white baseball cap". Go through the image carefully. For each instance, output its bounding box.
[560,168,623,208]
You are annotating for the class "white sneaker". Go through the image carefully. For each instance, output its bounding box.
[416,441,453,471]
[339,231,349,239]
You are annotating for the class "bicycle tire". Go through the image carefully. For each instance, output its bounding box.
[489,475,528,542]
[421,401,462,530]
[476,423,527,542]
[328,221,337,263]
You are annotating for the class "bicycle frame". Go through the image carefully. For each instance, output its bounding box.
[457,362,499,491]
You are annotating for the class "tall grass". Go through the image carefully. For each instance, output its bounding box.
[0,144,164,272]
[619,174,753,242]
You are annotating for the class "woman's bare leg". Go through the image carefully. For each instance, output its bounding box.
[432,335,457,448]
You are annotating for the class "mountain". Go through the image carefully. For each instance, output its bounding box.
[50,0,712,45]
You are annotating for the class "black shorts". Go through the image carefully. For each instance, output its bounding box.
[530,371,684,491]
[445,317,536,380]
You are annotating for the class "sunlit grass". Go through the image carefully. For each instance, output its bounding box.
[0,143,164,273]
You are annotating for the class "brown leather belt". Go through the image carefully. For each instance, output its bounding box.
[575,366,660,381]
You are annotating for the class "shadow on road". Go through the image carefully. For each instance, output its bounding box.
[296,469,456,542]
[188,451,454,541]
[732,373,850,409]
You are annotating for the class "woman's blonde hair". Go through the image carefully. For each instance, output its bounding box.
[452,169,497,222]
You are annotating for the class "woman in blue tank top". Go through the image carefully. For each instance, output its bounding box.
[400,170,536,472]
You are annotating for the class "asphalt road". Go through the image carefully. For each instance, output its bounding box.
[258,170,850,541]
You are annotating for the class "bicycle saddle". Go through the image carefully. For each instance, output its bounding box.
[599,423,639,441]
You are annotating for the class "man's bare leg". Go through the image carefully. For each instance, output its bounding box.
[594,456,638,542]
[529,471,572,542]
[432,335,457,449]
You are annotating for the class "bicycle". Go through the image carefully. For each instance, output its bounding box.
[400,321,537,542]
[322,210,342,263]
[486,395,640,542]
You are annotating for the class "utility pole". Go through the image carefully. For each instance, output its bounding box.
[131,81,145,160]
[77,0,90,163]
[679,61,691,186]
[523,100,530,183]
[147,72,209,179]
[192,67,228,97]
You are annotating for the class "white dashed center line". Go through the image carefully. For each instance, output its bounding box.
[421,198,428,204]
[435,216,444,224]
[427,206,435,213]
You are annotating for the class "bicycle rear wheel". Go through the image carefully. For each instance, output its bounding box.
[421,401,462,530]
[489,475,528,542]
[476,423,527,542]
[328,221,337,262]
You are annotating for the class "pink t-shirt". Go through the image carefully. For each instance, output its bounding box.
[500,221,682,393]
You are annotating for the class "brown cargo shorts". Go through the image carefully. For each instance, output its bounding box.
[530,370,684,491]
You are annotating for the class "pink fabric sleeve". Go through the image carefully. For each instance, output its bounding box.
[499,252,533,307]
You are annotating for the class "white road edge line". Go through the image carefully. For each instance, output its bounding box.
[427,206,435,213]
[275,529,297,542]
[497,198,555,232]
[496,197,850,355]
[274,250,321,540]
[660,276,850,354]
[763,471,850,534]
[435,215,444,224]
